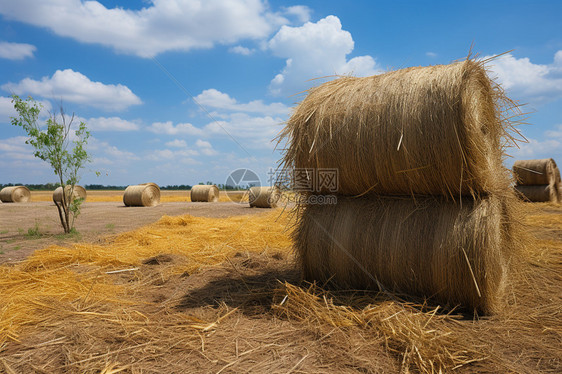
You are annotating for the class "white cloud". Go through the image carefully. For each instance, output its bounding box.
[426,51,437,58]
[0,136,31,153]
[281,5,311,23]
[0,96,53,123]
[228,45,255,55]
[0,41,36,60]
[204,112,283,149]
[195,139,218,156]
[165,139,187,148]
[0,96,16,120]
[485,51,562,104]
[267,15,382,96]
[88,137,139,160]
[511,137,561,159]
[148,121,204,136]
[146,148,199,163]
[0,0,291,58]
[85,116,140,131]
[2,69,142,111]
[194,89,289,116]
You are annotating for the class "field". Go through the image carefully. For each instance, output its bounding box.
[0,192,560,373]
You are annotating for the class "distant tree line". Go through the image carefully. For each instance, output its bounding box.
[1,182,250,191]
[0,182,62,191]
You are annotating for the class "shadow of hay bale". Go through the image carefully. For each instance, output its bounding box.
[176,253,300,315]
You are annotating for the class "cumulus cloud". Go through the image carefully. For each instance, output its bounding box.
[0,0,293,58]
[2,69,142,111]
[195,139,218,155]
[0,41,36,60]
[485,51,562,104]
[267,15,382,96]
[0,95,53,123]
[204,112,283,149]
[0,136,31,154]
[84,116,140,131]
[146,147,200,166]
[148,121,204,136]
[511,137,561,159]
[0,96,16,120]
[165,139,187,148]
[89,137,139,160]
[281,5,311,23]
[194,89,289,116]
[228,45,255,55]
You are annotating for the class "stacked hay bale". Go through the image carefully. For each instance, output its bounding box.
[249,186,281,208]
[280,59,519,314]
[123,183,160,207]
[191,185,219,202]
[52,185,87,204]
[513,159,561,203]
[0,186,31,203]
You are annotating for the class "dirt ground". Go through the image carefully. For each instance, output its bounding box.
[0,198,560,373]
[0,191,260,264]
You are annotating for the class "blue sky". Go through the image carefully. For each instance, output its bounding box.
[1,0,561,187]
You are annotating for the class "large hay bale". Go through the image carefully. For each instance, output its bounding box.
[52,185,87,204]
[512,159,557,186]
[280,60,510,198]
[123,183,160,207]
[191,185,219,202]
[249,186,281,208]
[294,195,514,314]
[514,185,556,203]
[0,186,31,203]
[555,167,561,202]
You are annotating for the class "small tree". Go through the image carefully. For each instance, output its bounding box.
[11,95,91,233]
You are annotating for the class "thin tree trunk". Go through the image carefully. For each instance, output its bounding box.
[54,200,69,233]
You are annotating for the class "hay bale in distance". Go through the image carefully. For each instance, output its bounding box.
[191,185,219,202]
[52,185,87,204]
[123,183,160,207]
[294,195,512,314]
[249,186,281,208]
[280,60,510,198]
[514,185,556,203]
[512,159,557,186]
[0,186,31,203]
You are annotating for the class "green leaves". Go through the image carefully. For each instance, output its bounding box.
[10,94,92,233]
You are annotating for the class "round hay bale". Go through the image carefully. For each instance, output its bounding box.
[280,60,510,198]
[249,186,281,208]
[123,183,160,207]
[512,159,557,186]
[554,167,562,203]
[0,186,31,203]
[191,185,219,202]
[294,195,514,314]
[52,185,87,204]
[514,184,556,203]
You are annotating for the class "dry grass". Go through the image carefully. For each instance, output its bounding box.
[0,203,560,373]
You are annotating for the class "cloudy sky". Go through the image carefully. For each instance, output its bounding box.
[1,0,561,187]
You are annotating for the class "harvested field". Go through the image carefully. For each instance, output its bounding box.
[0,201,560,373]
[28,190,248,203]
[0,191,252,264]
